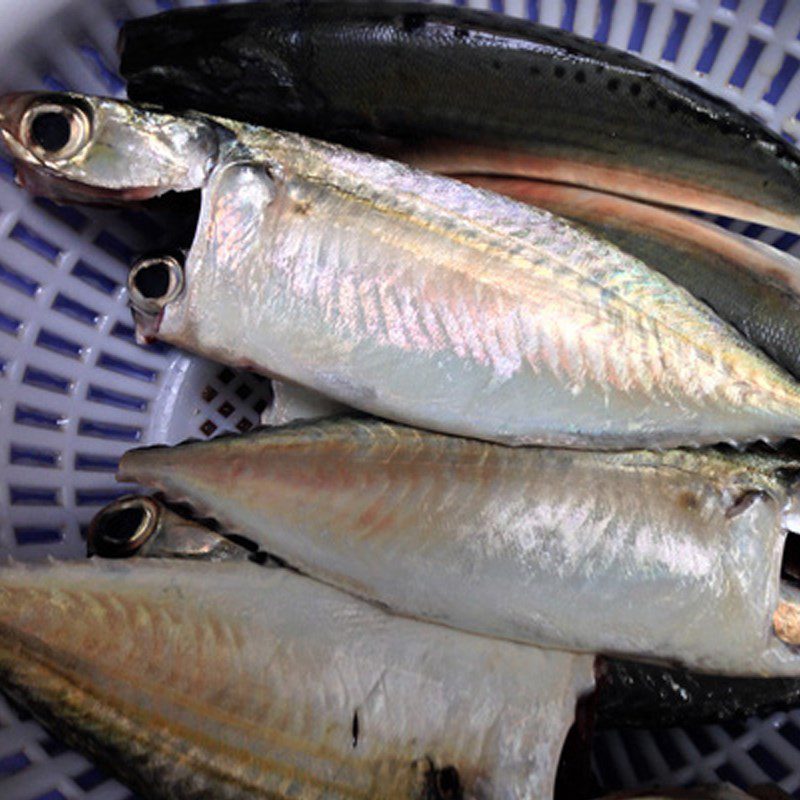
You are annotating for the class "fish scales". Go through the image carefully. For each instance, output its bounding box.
[459,176,800,382]
[120,417,800,675]
[0,559,593,799]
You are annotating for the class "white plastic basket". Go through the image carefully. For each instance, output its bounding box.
[2,0,800,798]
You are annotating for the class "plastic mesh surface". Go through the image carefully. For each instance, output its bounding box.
[2,0,800,797]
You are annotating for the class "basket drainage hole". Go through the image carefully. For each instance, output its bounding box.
[134,261,171,299]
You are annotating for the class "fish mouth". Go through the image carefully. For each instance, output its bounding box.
[777,529,800,645]
[87,495,162,558]
[13,160,161,205]
[126,253,186,343]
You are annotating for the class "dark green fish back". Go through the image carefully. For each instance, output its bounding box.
[595,657,800,729]
[120,1,800,225]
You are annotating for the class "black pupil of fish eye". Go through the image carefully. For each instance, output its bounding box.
[30,110,72,152]
[134,261,172,299]
[99,506,146,546]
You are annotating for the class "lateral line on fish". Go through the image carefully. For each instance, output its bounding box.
[123,418,800,489]
[0,607,388,784]
[282,164,794,398]
[1,650,372,800]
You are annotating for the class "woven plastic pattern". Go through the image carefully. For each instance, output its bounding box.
[2,0,800,798]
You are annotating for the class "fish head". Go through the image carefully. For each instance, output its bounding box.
[0,92,219,203]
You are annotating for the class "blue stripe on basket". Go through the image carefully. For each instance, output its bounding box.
[78,418,142,442]
[628,2,653,53]
[10,486,60,506]
[761,0,786,26]
[749,743,790,781]
[594,0,613,42]
[36,328,83,359]
[111,321,172,354]
[75,452,120,472]
[42,73,70,92]
[10,444,60,468]
[79,44,125,93]
[87,383,147,411]
[10,223,60,262]
[774,232,800,252]
[14,404,65,430]
[764,54,799,104]
[696,23,728,74]
[0,311,21,335]
[75,487,129,506]
[97,352,157,382]
[94,230,134,263]
[0,262,39,296]
[74,767,109,792]
[662,11,690,63]
[52,293,100,327]
[730,37,765,88]
[527,0,538,23]
[0,750,31,777]
[0,154,14,180]
[23,366,71,394]
[14,526,63,545]
[72,261,118,294]
[561,0,576,31]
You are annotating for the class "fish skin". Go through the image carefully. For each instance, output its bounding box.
[119,416,800,677]
[0,558,593,799]
[594,656,800,729]
[7,94,800,447]
[458,177,800,383]
[119,1,800,233]
[140,125,800,448]
[261,380,350,427]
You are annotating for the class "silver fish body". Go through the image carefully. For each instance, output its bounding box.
[144,135,800,448]
[5,94,800,447]
[459,177,800,383]
[120,417,800,676]
[0,557,593,800]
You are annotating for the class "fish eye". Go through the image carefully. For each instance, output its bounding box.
[20,100,92,161]
[87,496,160,558]
[128,255,185,313]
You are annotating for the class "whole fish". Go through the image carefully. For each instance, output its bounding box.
[0,556,593,798]
[119,1,800,233]
[120,416,800,676]
[6,94,800,448]
[89,495,800,729]
[459,178,800,382]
